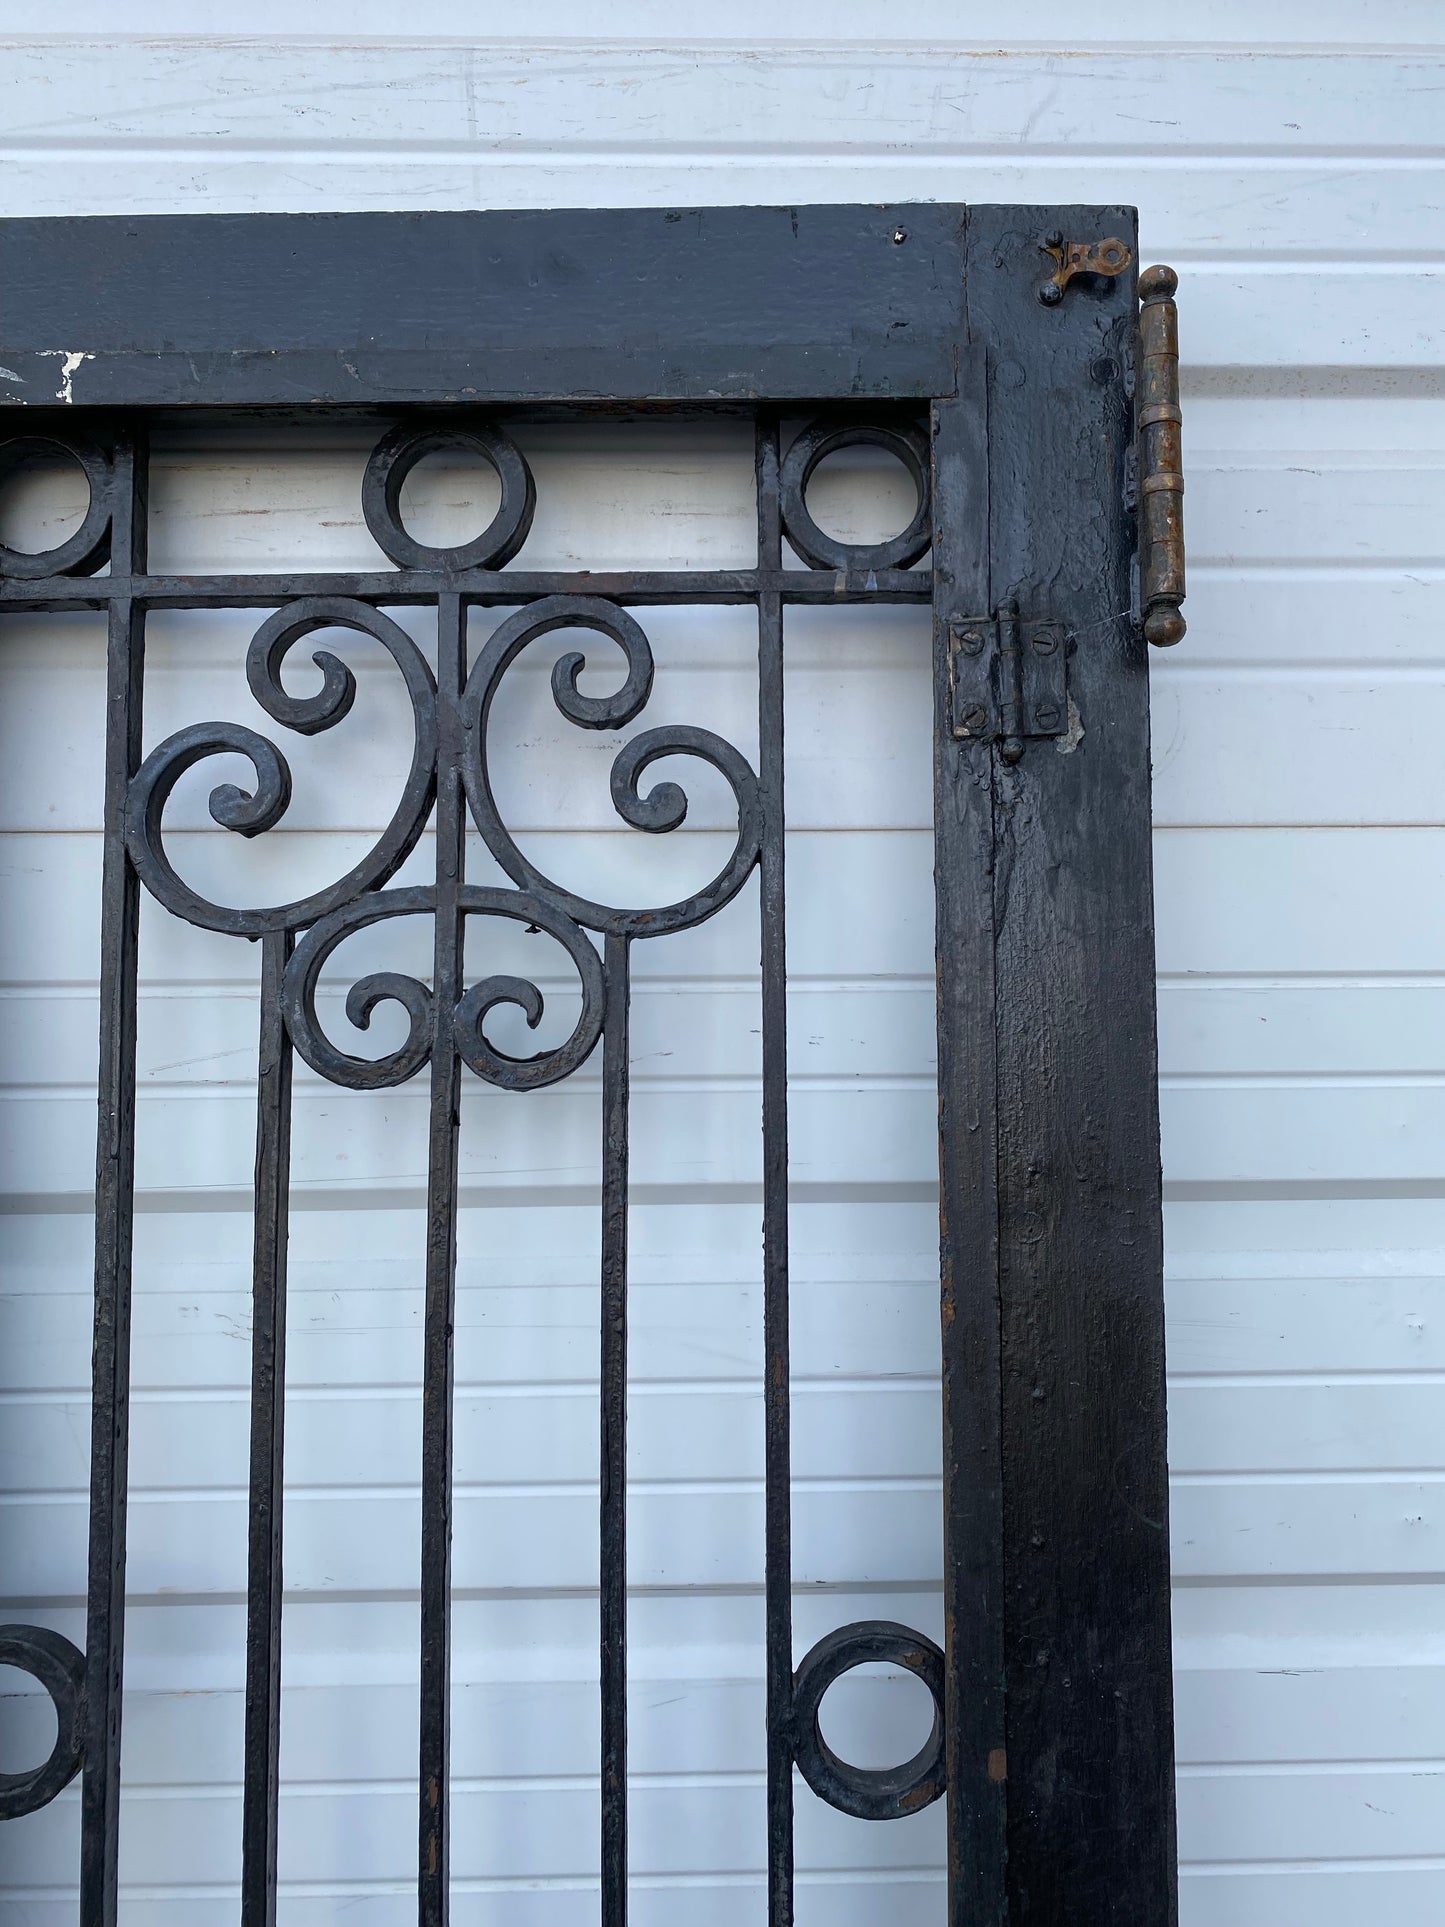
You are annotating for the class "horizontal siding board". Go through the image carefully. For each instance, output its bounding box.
[0,1274,945,1394]
[2,423,1439,591]
[16,821,1445,990]
[14,660,1445,831]
[5,1665,1442,1786]
[14,977,1445,1090]
[3,1768,1443,1891]
[11,824,1445,985]
[14,1077,1445,1196]
[4,1876,1439,1927]
[0,1880,944,1927]
[6,1480,1440,1596]
[0,1782,945,1885]
[0,1085,937,1195]
[0,1486,947,1597]
[2,1,1441,38]
[6,1260,1445,1391]
[1176,1870,1445,1927]
[6,44,1442,154]
[17,1374,1445,1494]
[0,1385,944,1493]
[0,1886,950,1927]
[13,1070,1445,1194]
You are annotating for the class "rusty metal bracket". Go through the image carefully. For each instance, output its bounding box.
[1037,231,1133,305]
[1137,264,1186,645]
[949,604,1070,763]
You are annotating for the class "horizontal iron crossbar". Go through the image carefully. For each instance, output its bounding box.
[0,568,932,613]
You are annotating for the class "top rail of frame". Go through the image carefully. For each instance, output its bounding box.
[0,204,979,410]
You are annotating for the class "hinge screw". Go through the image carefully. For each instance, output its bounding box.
[1034,703,1060,731]
[1031,630,1058,655]
[958,703,987,732]
[959,629,985,654]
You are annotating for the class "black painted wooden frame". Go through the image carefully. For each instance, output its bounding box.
[0,205,1176,1927]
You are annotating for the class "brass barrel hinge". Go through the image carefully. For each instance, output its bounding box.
[948,604,1071,764]
[1137,264,1186,646]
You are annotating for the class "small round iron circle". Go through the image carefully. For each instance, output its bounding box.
[0,436,113,579]
[791,1619,946,1822]
[363,424,536,573]
[0,1623,86,1819]
[779,421,931,572]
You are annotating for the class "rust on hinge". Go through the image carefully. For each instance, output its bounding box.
[1137,264,1186,646]
[1037,232,1133,305]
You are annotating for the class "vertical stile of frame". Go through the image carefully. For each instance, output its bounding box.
[241,925,296,1927]
[755,416,795,1927]
[966,206,1176,1926]
[931,359,1010,1927]
[421,589,467,1925]
[600,930,632,1926]
[81,422,148,1927]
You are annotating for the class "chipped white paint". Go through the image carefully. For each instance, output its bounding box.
[1055,692,1085,755]
[1,12,1443,1925]
[37,349,92,404]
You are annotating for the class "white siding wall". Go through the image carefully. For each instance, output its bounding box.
[2,8,1443,1921]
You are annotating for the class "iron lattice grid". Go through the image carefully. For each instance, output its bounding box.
[0,406,946,1924]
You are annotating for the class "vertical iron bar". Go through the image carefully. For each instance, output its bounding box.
[600,930,631,1927]
[756,416,794,1927]
[81,424,147,1927]
[932,369,1010,1927]
[420,590,466,1927]
[241,926,295,1927]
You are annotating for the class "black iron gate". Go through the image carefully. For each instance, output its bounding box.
[0,205,1182,1925]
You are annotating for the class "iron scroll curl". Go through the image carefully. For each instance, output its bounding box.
[279,883,607,1091]
[460,595,763,939]
[124,598,439,938]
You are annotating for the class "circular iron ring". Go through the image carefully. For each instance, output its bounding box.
[0,437,113,579]
[362,423,536,573]
[778,420,931,572]
[791,1618,946,1821]
[0,1623,86,1819]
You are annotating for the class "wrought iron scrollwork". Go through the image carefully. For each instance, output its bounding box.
[0,407,951,1910]
[280,882,606,1091]
[125,588,759,987]
[125,597,439,937]
[0,1624,86,1818]
[461,594,762,938]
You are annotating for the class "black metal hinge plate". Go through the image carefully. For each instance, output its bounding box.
[949,607,1069,762]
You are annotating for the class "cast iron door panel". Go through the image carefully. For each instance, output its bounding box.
[0,206,1178,1926]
